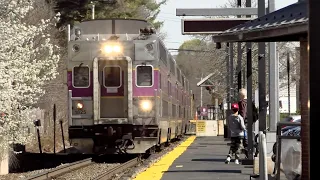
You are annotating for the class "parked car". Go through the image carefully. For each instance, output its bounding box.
[281,115,301,133]
[282,119,301,133]
[272,118,301,180]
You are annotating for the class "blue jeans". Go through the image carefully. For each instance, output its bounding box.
[244,129,248,139]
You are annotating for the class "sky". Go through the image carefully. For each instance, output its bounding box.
[157,0,298,54]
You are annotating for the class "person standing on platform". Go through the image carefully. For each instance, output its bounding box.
[225,103,246,165]
[238,88,248,158]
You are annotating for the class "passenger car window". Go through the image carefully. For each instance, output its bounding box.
[73,66,90,87]
[136,66,153,86]
[104,66,121,87]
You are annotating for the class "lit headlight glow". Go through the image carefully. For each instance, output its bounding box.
[76,102,84,109]
[113,45,121,52]
[103,45,113,53]
[102,44,122,54]
[140,100,152,111]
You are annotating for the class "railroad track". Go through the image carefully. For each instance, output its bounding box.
[24,158,93,180]
[92,157,140,180]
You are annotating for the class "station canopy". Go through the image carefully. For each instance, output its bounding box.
[211,1,308,43]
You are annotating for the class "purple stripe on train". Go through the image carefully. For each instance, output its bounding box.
[132,70,158,97]
[67,71,159,97]
[67,71,93,97]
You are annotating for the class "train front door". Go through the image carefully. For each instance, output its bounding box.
[98,59,128,120]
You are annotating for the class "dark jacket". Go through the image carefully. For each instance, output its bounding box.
[238,99,247,120]
[228,114,246,137]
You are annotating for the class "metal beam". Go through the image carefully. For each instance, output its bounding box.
[258,1,267,178]
[246,42,254,162]
[245,0,254,166]
[211,23,308,42]
[258,0,267,132]
[230,43,234,103]
[168,48,213,53]
[176,8,258,16]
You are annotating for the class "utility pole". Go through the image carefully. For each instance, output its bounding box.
[268,0,279,132]
[287,52,291,115]
[226,43,231,138]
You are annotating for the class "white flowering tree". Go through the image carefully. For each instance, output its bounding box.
[0,0,60,155]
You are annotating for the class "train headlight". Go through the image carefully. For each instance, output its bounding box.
[140,100,152,111]
[76,102,84,109]
[113,45,121,53]
[103,45,113,54]
[102,44,122,54]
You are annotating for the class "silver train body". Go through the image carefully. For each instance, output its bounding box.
[67,19,193,154]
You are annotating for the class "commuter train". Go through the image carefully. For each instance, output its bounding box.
[67,18,194,154]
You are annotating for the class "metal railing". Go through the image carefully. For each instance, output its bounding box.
[202,108,224,120]
[259,131,268,180]
[275,121,301,180]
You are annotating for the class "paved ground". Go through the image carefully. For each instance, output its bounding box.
[161,136,252,180]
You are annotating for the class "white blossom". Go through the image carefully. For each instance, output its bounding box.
[0,0,60,152]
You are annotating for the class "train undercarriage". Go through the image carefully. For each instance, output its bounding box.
[69,123,185,155]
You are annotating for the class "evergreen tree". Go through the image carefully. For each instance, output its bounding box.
[54,0,166,29]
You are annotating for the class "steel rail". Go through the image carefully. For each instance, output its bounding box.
[92,157,140,180]
[24,158,93,180]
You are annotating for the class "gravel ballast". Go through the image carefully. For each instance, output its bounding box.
[0,163,70,180]
[0,136,190,180]
[115,136,189,180]
[57,163,120,180]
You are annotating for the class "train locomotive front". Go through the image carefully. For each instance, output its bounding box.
[67,19,192,154]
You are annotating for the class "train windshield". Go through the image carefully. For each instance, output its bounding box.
[73,66,90,87]
[136,66,153,87]
[104,66,121,88]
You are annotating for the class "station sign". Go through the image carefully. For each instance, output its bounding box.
[181,18,252,35]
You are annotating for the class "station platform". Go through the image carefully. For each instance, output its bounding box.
[134,136,253,180]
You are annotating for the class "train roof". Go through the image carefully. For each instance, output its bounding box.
[73,19,153,35]
[81,18,149,23]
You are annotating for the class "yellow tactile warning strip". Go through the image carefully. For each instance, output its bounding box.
[134,136,196,180]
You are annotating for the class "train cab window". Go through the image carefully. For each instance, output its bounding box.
[136,65,153,87]
[73,66,90,88]
[159,42,168,66]
[104,66,121,88]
